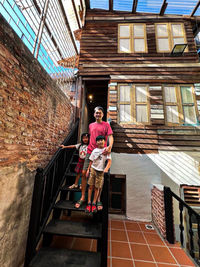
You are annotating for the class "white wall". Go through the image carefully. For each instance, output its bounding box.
[110,153,162,221]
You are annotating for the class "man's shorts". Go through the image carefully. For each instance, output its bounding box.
[88,167,104,188]
[83,153,90,170]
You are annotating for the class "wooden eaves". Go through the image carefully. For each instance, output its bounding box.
[159,0,168,16]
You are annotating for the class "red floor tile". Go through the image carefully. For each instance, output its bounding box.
[125,222,141,231]
[107,257,110,267]
[131,244,154,261]
[112,258,134,267]
[127,231,146,244]
[107,241,111,256]
[111,220,125,230]
[150,246,177,264]
[170,247,196,266]
[111,229,127,242]
[134,261,157,267]
[144,232,165,245]
[111,241,132,259]
[157,264,178,267]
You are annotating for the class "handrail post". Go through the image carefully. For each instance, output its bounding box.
[164,186,175,244]
[24,168,45,267]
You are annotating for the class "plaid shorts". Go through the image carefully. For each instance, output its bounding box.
[88,167,104,189]
[74,158,84,174]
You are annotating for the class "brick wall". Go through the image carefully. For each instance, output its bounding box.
[151,185,166,238]
[0,16,74,267]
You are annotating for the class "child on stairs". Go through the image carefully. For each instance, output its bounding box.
[60,133,89,189]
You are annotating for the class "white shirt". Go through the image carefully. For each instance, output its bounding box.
[75,144,88,159]
[89,148,111,171]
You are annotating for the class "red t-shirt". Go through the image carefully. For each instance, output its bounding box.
[87,121,113,154]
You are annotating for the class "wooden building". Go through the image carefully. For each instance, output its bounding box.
[79,8,200,221]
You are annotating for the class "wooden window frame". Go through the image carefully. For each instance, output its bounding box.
[163,84,198,126]
[118,84,150,125]
[118,23,148,53]
[155,22,188,53]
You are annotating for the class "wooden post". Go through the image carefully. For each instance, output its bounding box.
[164,186,175,244]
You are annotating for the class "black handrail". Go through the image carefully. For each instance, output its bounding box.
[24,120,79,267]
[164,186,200,265]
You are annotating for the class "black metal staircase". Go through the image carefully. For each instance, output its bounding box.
[24,120,109,267]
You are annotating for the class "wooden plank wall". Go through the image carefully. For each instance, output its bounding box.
[79,11,200,83]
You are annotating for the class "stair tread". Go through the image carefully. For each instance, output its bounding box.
[29,247,101,267]
[44,220,102,239]
[66,172,77,177]
[60,185,81,192]
[54,200,86,211]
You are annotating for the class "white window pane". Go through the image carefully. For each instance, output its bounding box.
[136,86,147,102]
[164,86,177,103]
[173,38,185,45]
[136,105,148,122]
[166,106,179,123]
[119,25,130,38]
[181,86,193,104]
[157,24,168,37]
[183,106,197,124]
[133,25,144,37]
[120,105,131,122]
[120,39,130,52]
[134,39,145,52]
[171,24,182,37]
[158,38,169,51]
[120,85,131,101]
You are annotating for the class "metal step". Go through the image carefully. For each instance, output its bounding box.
[29,247,101,267]
[60,185,81,192]
[43,219,102,239]
[54,200,86,212]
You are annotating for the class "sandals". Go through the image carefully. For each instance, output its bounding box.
[85,203,91,213]
[97,201,103,211]
[91,203,97,213]
[69,184,78,189]
[75,199,85,209]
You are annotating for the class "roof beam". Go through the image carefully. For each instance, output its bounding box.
[72,0,81,29]
[109,0,113,11]
[85,0,90,9]
[57,0,78,54]
[159,0,168,16]
[132,0,138,13]
[80,0,84,11]
[190,0,200,17]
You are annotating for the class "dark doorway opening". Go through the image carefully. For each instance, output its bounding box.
[85,79,109,124]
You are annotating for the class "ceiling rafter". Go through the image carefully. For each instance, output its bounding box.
[132,0,138,13]
[160,0,168,16]
[190,0,200,17]
[109,0,113,11]
[72,0,81,29]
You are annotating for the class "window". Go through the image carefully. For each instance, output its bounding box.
[163,85,198,125]
[118,24,147,53]
[118,84,150,124]
[155,23,187,53]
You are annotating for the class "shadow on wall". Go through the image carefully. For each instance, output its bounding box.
[0,162,35,267]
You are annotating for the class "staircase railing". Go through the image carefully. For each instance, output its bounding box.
[164,186,200,266]
[24,119,79,267]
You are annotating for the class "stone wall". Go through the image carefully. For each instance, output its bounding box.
[0,16,74,267]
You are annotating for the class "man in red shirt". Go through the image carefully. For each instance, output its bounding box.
[75,106,113,209]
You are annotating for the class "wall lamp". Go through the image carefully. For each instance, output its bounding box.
[171,44,188,56]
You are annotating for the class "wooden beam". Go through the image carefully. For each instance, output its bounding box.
[159,0,168,16]
[72,0,81,29]
[109,0,113,11]
[80,0,84,11]
[191,0,200,17]
[132,0,138,13]
[85,0,90,9]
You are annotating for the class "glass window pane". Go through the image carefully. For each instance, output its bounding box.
[120,105,131,122]
[157,24,168,37]
[136,105,148,122]
[164,86,177,103]
[120,85,131,101]
[119,25,130,38]
[136,86,147,102]
[173,37,185,45]
[181,86,193,104]
[183,106,197,124]
[119,39,130,52]
[134,39,145,52]
[158,38,170,51]
[166,106,179,123]
[133,25,144,37]
[171,24,182,37]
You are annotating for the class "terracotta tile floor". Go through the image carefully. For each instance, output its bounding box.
[51,217,197,267]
